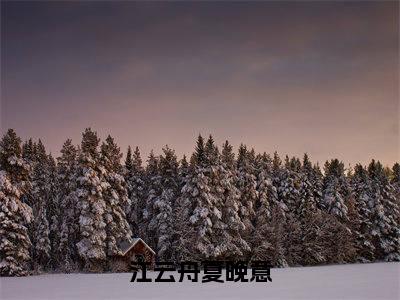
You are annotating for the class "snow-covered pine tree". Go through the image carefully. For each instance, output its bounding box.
[312,163,324,209]
[350,164,375,262]
[221,141,235,171]
[30,140,52,271]
[148,146,179,261]
[271,151,289,214]
[251,157,302,268]
[276,156,306,266]
[0,129,33,276]
[236,144,258,241]
[266,152,294,266]
[30,140,50,213]
[124,146,146,235]
[299,154,322,215]
[320,159,357,263]
[247,148,257,170]
[100,135,133,260]
[178,135,217,260]
[190,135,240,260]
[321,159,351,221]
[20,139,37,213]
[178,155,190,185]
[249,152,276,261]
[74,128,108,272]
[124,146,134,222]
[277,156,301,215]
[368,160,400,261]
[272,151,282,177]
[294,154,328,266]
[125,146,133,172]
[204,135,219,166]
[22,139,35,165]
[217,140,249,260]
[0,130,31,190]
[0,171,33,276]
[173,155,194,262]
[143,150,161,248]
[20,140,36,264]
[46,154,61,269]
[57,139,79,271]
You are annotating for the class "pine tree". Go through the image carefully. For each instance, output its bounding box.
[0,129,30,184]
[22,139,35,165]
[0,129,33,276]
[321,159,351,221]
[312,163,324,209]
[192,135,206,167]
[217,140,249,260]
[46,154,60,269]
[125,146,133,173]
[143,150,161,248]
[148,146,179,260]
[21,138,36,213]
[295,154,328,265]
[57,139,79,271]
[300,154,322,214]
[271,151,289,214]
[179,155,190,184]
[350,164,375,262]
[172,155,191,262]
[368,160,400,261]
[124,146,145,235]
[236,144,258,240]
[277,156,301,215]
[221,141,235,171]
[30,140,52,271]
[179,135,218,260]
[251,153,275,261]
[180,136,250,261]
[74,128,108,271]
[100,135,133,259]
[262,152,295,266]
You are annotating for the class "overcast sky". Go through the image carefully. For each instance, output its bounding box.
[1,1,398,166]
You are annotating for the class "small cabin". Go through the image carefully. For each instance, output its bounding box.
[110,238,156,272]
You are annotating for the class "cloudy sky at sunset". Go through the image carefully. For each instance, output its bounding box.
[1,1,398,166]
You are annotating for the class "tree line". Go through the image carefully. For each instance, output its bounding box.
[0,128,399,276]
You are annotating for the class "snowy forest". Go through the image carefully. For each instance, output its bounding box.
[0,128,399,277]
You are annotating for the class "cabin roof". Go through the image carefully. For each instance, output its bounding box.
[118,237,156,256]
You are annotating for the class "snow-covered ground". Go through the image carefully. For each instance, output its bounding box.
[1,262,399,300]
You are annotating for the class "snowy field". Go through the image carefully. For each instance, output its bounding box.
[1,262,399,300]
